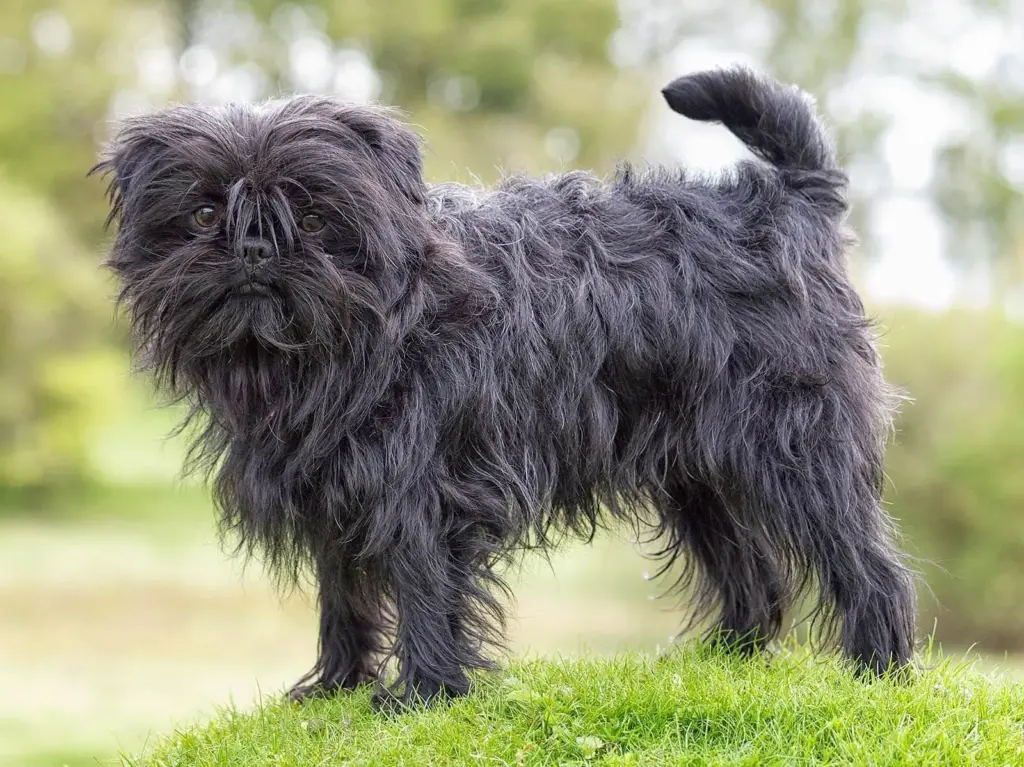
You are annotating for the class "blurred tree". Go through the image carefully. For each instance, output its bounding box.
[167,0,649,180]
[618,0,1024,291]
[932,72,1024,294]
[882,308,1024,651]
[0,175,119,489]
[0,0,149,242]
[0,0,150,491]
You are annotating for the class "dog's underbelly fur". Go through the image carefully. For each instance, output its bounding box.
[424,168,867,506]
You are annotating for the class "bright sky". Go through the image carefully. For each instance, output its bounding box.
[652,107,956,310]
[646,0,1024,311]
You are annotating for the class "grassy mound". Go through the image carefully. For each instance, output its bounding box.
[126,646,1024,766]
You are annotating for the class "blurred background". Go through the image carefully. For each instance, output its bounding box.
[1,0,1023,764]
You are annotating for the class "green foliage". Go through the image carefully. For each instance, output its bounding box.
[0,0,140,242]
[0,176,122,489]
[880,308,1024,650]
[127,646,1024,766]
[182,0,647,180]
[0,0,170,492]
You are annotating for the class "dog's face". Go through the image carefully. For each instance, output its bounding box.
[97,97,427,386]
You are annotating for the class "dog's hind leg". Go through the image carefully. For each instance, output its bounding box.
[721,386,916,675]
[800,446,916,675]
[656,476,789,654]
[289,558,386,702]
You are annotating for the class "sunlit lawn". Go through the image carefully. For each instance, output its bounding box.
[0,486,689,767]
[3,486,1023,766]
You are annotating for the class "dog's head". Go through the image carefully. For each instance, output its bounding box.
[95,96,429,389]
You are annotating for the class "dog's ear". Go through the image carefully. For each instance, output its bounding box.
[90,117,168,227]
[336,106,427,205]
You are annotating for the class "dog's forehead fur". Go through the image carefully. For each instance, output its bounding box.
[140,97,374,163]
[99,96,425,221]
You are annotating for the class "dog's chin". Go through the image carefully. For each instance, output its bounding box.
[172,283,304,359]
[221,294,296,350]
[140,270,340,376]
[234,282,275,299]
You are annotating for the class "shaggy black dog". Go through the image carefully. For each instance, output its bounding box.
[95,67,916,709]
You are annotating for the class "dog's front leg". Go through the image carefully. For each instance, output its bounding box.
[289,556,385,702]
[372,512,502,710]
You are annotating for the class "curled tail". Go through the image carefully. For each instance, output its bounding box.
[662,67,837,173]
[662,67,846,214]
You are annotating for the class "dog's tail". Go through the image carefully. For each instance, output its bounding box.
[661,67,838,176]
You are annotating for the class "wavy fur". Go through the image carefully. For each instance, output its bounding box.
[95,67,916,708]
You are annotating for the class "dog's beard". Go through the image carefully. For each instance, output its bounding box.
[116,233,367,408]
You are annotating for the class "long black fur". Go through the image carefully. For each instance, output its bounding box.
[95,67,916,708]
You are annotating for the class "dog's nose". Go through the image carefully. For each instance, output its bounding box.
[238,237,273,268]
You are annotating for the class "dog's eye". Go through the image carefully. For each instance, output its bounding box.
[192,205,220,228]
[299,213,325,233]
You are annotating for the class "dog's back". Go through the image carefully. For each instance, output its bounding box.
[426,67,865,497]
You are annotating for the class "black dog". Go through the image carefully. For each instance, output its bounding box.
[95,68,916,709]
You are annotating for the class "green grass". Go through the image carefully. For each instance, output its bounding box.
[127,645,1024,767]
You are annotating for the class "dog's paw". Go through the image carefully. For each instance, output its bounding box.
[852,650,916,683]
[703,627,774,658]
[370,676,469,713]
[288,681,338,704]
[370,686,410,714]
[289,668,377,704]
